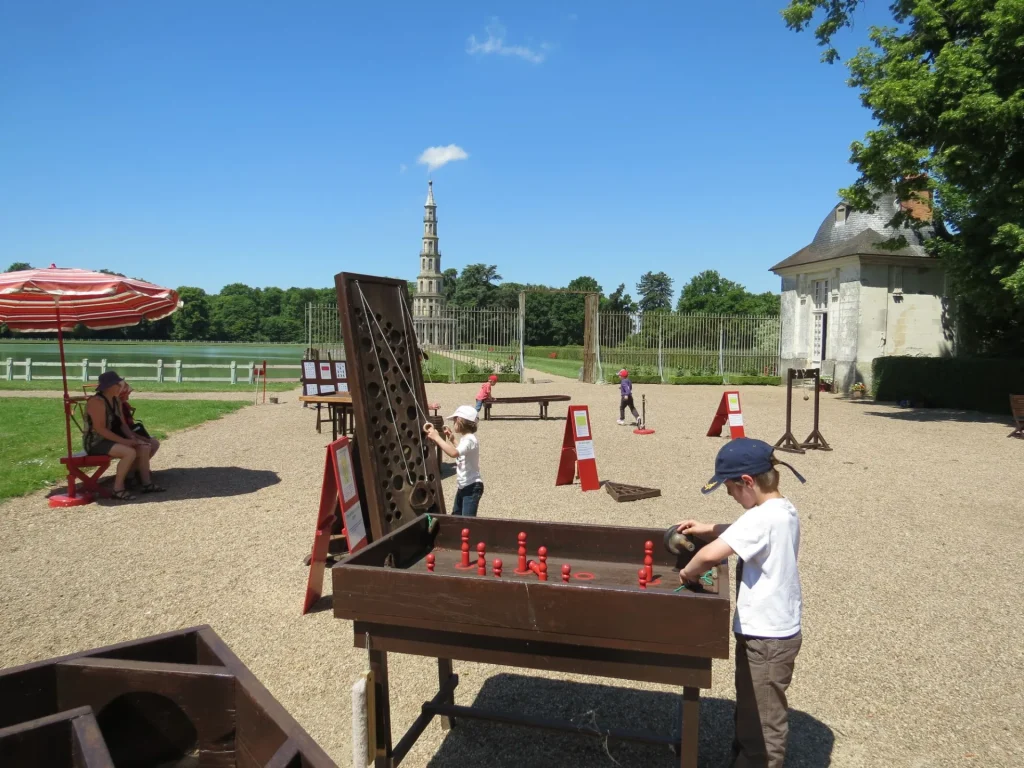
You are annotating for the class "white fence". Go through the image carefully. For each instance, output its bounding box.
[2,358,302,385]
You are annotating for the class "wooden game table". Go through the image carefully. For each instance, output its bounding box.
[299,393,353,440]
[481,394,571,420]
[332,514,730,768]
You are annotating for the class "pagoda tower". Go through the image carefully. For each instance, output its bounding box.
[412,180,446,344]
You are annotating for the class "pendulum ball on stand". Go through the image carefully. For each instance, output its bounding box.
[633,394,655,435]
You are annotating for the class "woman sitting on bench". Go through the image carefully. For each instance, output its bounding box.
[84,371,165,501]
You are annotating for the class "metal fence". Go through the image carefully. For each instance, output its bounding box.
[596,312,781,380]
[413,307,523,382]
[308,300,780,383]
[305,303,345,360]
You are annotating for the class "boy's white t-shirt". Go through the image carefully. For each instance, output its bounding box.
[718,496,802,638]
[455,434,481,488]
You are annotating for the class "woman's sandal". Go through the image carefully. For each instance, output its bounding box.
[111,489,135,501]
[140,483,166,494]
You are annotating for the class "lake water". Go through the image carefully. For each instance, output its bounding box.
[0,341,310,381]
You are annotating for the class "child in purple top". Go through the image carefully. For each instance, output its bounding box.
[617,369,642,426]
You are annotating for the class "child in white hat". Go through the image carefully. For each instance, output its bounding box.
[423,405,484,516]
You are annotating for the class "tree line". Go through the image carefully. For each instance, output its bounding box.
[2,262,777,346]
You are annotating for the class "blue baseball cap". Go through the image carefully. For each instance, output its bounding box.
[701,438,806,494]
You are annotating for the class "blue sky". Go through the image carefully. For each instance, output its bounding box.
[0,1,888,302]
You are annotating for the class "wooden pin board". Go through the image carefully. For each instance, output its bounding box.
[334,272,447,542]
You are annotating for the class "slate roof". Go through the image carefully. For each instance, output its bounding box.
[771,191,934,272]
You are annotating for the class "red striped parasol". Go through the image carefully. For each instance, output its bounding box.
[0,264,182,506]
[0,265,181,331]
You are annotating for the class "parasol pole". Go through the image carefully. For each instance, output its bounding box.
[55,298,73,462]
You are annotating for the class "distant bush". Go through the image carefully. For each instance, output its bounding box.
[669,376,723,385]
[458,373,520,384]
[727,376,781,386]
[872,357,1024,414]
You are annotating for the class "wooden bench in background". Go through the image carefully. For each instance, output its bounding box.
[482,394,571,420]
[1010,394,1024,438]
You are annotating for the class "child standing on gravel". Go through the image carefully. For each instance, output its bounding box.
[423,405,484,517]
[616,369,641,426]
[475,374,498,413]
[674,438,806,768]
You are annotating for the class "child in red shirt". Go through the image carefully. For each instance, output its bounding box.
[475,374,498,413]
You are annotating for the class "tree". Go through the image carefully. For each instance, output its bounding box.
[5,262,31,272]
[601,283,638,314]
[782,0,1024,354]
[172,287,212,341]
[442,268,458,303]
[452,264,502,308]
[636,271,674,313]
[676,270,781,315]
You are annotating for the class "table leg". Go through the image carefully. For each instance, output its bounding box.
[437,658,456,730]
[370,648,393,768]
[332,405,339,441]
[679,686,699,768]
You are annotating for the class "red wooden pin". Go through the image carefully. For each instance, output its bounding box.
[426,553,435,572]
[562,564,571,583]
[493,558,503,578]
[477,542,487,575]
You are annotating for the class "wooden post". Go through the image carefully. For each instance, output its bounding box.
[24,357,31,382]
[81,358,89,382]
[5,357,11,381]
[230,361,237,385]
[518,290,526,383]
[156,359,164,383]
[175,360,183,383]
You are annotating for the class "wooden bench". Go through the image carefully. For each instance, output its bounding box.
[1010,394,1024,438]
[482,395,571,420]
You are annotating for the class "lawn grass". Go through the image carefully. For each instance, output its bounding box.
[0,397,248,502]
[0,380,297,393]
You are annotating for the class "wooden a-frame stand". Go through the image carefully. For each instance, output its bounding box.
[775,368,832,454]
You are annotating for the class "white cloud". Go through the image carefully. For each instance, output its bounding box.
[417,145,469,172]
[467,19,548,64]
[399,163,407,174]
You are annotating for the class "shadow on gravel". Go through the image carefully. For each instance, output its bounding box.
[48,466,281,505]
[426,674,833,768]
[860,407,1010,425]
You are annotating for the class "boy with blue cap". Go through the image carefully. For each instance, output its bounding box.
[676,437,806,768]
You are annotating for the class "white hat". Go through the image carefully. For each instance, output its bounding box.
[448,404,478,422]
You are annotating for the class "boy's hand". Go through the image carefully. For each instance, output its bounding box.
[679,567,698,585]
[423,423,435,437]
[675,520,713,538]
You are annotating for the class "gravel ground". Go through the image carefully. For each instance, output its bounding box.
[1,378,1021,767]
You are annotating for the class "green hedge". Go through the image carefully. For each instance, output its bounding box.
[727,376,781,386]
[669,376,723,385]
[458,373,520,384]
[872,356,1024,414]
[604,375,662,384]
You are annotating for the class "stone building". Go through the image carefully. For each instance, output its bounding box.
[770,189,951,392]
[412,180,447,345]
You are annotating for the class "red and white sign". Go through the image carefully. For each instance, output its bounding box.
[303,436,368,614]
[555,405,600,491]
[707,390,745,439]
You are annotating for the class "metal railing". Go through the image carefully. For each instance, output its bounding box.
[596,312,781,380]
[413,307,523,382]
[306,303,345,360]
[2,358,301,384]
